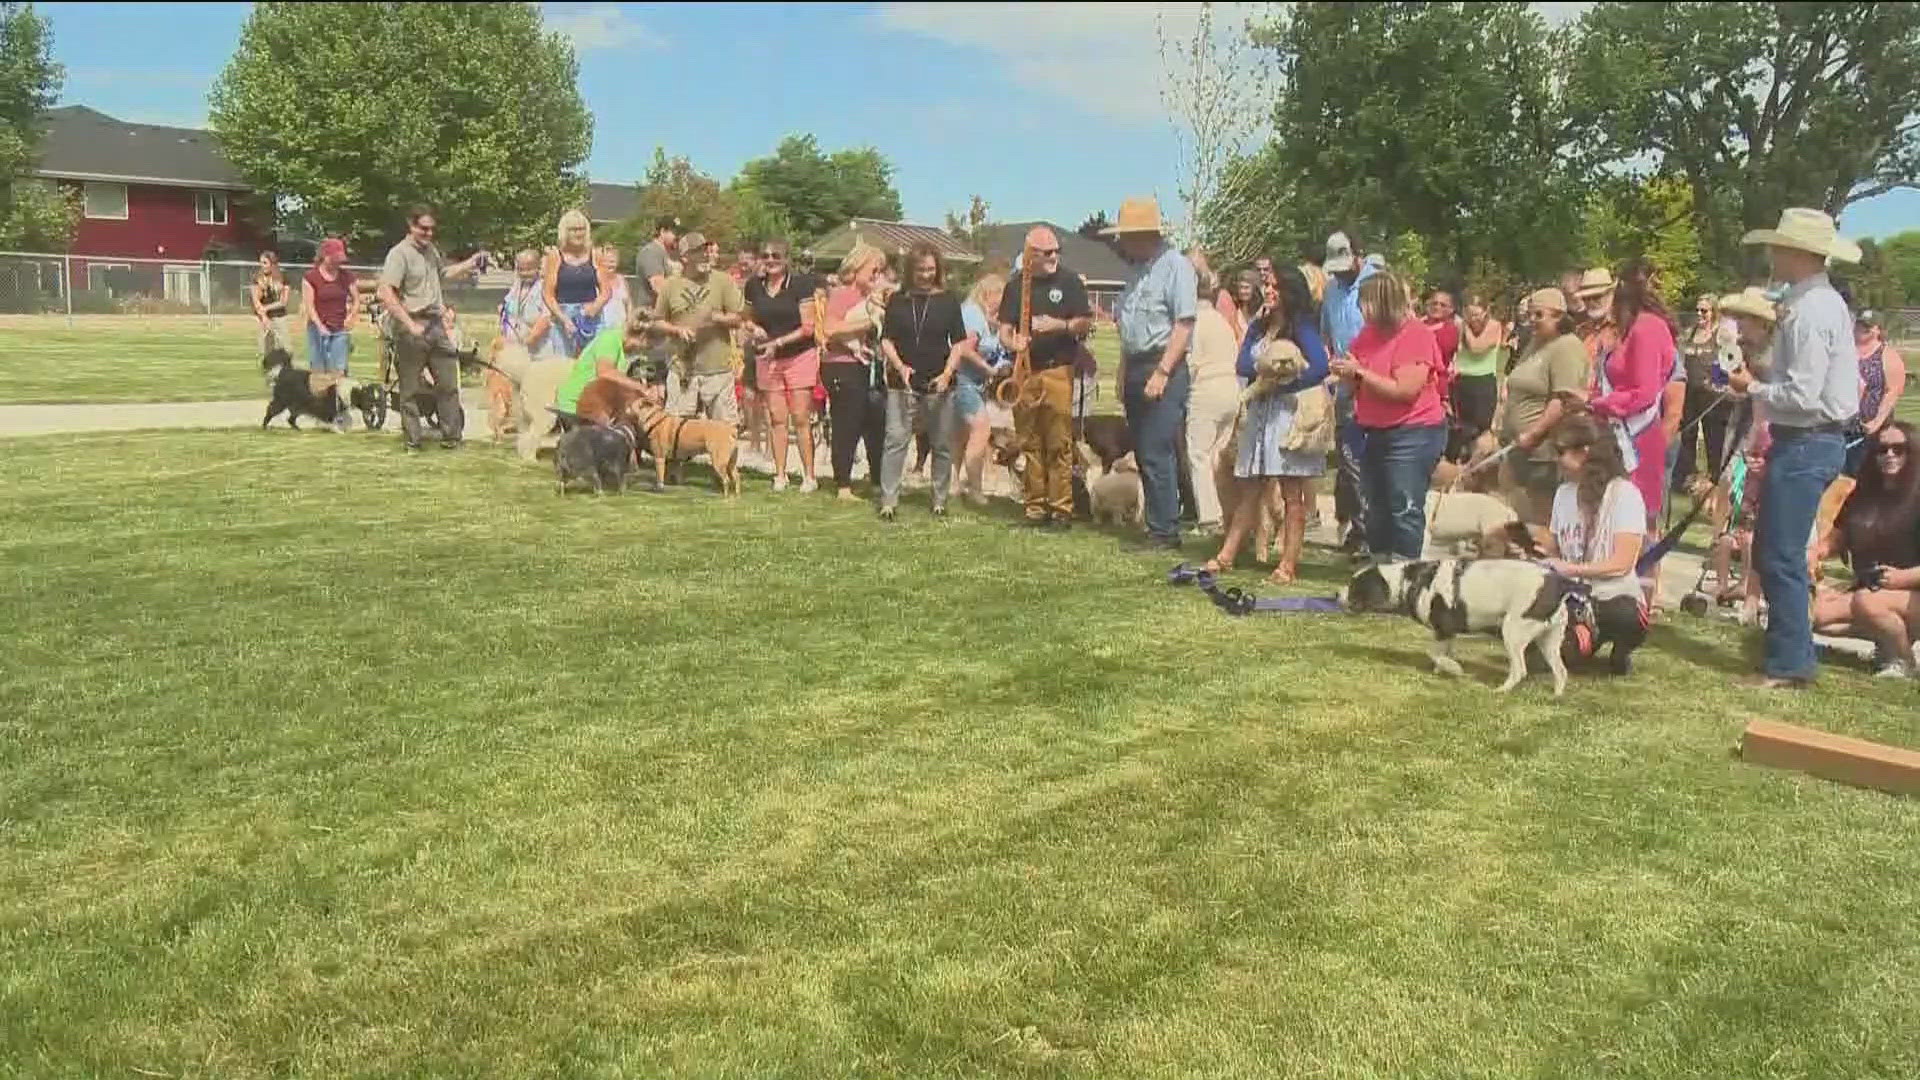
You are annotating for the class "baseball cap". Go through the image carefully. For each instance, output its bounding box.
[1856,309,1881,329]
[677,231,707,256]
[1324,232,1356,274]
[318,237,346,261]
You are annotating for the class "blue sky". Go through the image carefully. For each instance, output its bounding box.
[37,1,1920,241]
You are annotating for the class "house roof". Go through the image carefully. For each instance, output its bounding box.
[587,181,639,224]
[34,106,249,190]
[805,218,981,264]
[979,221,1132,287]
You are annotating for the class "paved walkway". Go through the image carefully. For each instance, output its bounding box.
[0,395,1878,663]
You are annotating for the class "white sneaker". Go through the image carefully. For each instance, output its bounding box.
[799,476,818,494]
[771,473,789,492]
[1873,661,1912,679]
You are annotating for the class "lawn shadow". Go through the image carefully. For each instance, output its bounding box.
[1650,620,1760,677]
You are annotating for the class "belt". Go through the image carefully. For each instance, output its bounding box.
[1771,420,1846,436]
[1123,349,1165,364]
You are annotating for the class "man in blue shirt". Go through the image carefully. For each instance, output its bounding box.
[1727,208,1862,689]
[1319,231,1379,554]
[1110,197,1198,551]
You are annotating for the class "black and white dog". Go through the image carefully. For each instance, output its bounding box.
[1341,558,1577,695]
[261,347,359,430]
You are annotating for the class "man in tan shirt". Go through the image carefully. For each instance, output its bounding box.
[375,204,489,449]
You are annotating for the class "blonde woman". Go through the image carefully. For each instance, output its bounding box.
[1677,293,1729,487]
[542,209,609,356]
[820,241,890,499]
[946,272,1008,504]
[595,243,629,338]
[251,251,291,352]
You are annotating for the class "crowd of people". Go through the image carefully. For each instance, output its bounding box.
[292,199,1912,690]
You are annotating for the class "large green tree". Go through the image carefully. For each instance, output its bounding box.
[209,2,591,256]
[0,2,75,250]
[731,135,902,244]
[1879,231,1920,307]
[1566,2,1920,272]
[604,149,738,252]
[1203,2,1586,285]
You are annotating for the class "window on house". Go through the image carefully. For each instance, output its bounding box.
[82,182,128,220]
[85,263,131,293]
[195,190,229,226]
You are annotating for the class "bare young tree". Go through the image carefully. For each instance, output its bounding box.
[1157,2,1271,260]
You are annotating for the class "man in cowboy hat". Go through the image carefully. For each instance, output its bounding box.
[1109,196,1198,551]
[1572,267,1617,370]
[1320,230,1380,554]
[1726,207,1861,690]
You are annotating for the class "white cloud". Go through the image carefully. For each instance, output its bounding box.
[545,3,664,52]
[873,2,1265,127]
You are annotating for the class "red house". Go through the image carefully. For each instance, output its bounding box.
[32,105,268,303]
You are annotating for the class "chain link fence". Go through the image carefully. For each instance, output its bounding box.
[0,250,525,326]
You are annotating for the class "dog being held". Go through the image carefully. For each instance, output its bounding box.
[625,390,741,496]
[1341,558,1575,695]
[554,420,638,495]
[261,346,359,431]
[1089,451,1143,526]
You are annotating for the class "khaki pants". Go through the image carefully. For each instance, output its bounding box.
[1185,379,1240,528]
[1015,366,1075,520]
[667,369,738,424]
[393,320,463,446]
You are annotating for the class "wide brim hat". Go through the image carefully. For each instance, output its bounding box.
[1323,231,1356,274]
[1102,197,1168,236]
[1573,268,1615,299]
[1718,286,1778,323]
[1742,207,1862,264]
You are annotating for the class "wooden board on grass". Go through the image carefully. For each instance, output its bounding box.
[1741,719,1920,797]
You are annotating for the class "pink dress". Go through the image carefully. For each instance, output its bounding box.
[1589,311,1675,523]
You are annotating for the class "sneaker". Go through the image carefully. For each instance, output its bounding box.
[798,477,818,494]
[1873,661,1912,679]
[878,507,897,523]
[931,505,948,521]
[772,474,789,492]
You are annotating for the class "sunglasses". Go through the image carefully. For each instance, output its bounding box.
[760,251,783,259]
[1555,443,1589,455]
[1696,308,1711,314]
[414,224,436,234]
[1031,248,1060,257]
[1877,443,1909,457]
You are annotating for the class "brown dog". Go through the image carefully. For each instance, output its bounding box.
[626,395,741,496]
[575,376,647,426]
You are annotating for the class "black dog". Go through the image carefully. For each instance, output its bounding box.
[262,347,359,430]
[554,421,637,494]
[1079,415,1133,473]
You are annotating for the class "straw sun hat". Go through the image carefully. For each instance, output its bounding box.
[1741,207,1862,264]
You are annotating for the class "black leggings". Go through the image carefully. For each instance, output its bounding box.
[822,362,884,489]
[1451,374,1498,437]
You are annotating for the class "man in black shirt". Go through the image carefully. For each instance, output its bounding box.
[878,242,969,521]
[998,226,1094,529]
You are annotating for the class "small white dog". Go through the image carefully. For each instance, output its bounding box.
[1090,451,1143,526]
[1341,558,1574,695]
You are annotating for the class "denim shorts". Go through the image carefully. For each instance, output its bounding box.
[306,324,351,373]
[953,378,985,421]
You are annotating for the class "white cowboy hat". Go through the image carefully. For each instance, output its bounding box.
[1102,197,1168,236]
[1741,207,1862,264]
[1573,267,1615,299]
[1718,286,1779,324]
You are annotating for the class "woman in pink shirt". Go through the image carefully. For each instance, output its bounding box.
[819,242,891,500]
[1586,258,1677,529]
[1328,271,1448,560]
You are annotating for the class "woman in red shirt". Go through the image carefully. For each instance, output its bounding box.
[302,237,357,375]
[1328,271,1448,560]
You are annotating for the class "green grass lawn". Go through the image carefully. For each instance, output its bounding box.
[0,317,498,405]
[5,430,1920,1078]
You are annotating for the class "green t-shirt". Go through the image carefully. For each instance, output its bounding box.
[556,327,624,412]
[653,272,744,375]
[1502,333,1590,458]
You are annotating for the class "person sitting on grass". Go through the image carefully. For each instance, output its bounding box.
[1542,413,1649,676]
[1812,420,1920,678]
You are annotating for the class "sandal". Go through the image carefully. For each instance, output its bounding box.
[1268,566,1296,586]
[1167,562,1201,586]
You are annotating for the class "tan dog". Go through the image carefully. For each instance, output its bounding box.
[1427,490,1520,557]
[1090,452,1144,526]
[626,394,741,496]
[483,337,575,461]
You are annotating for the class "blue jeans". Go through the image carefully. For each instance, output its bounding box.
[1360,424,1447,561]
[1753,427,1844,680]
[1122,357,1192,542]
[306,324,351,374]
